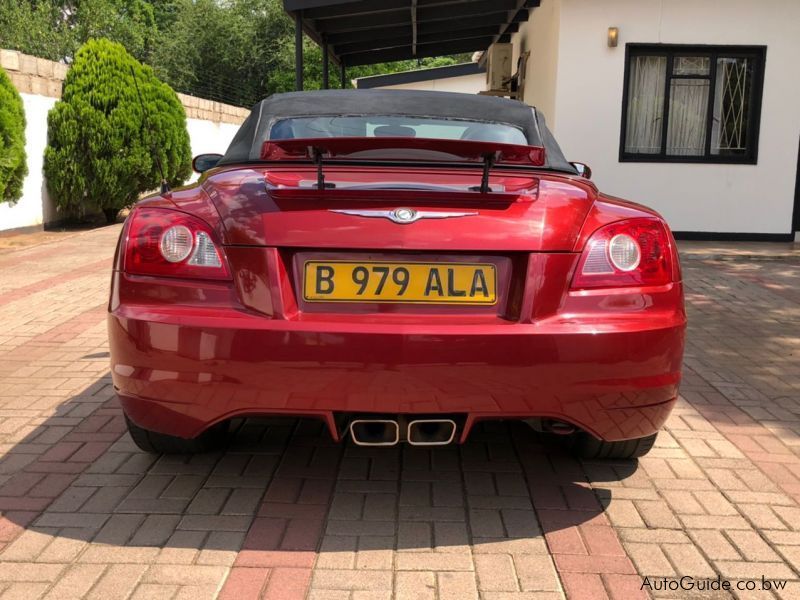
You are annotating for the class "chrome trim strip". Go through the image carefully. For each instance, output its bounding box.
[331,208,478,224]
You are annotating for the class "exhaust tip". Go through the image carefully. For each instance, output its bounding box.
[407,419,457,446]
[350,419,400,446]
[543,419,576,435]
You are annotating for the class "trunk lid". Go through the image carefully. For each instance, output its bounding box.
[204,165,594,252]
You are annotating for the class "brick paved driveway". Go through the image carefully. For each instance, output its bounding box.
[0,226,798,599]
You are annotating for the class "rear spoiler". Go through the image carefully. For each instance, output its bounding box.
[260,137,545,194]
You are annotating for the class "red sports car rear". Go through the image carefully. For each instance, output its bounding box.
[108,90,685,457]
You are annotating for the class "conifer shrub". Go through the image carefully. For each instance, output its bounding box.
[44,38,190,221]
[0,65,27,205]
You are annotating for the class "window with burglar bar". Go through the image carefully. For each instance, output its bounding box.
[620,45,766,163]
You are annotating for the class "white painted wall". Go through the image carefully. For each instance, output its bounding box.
[513,0,800,234]
[513,0,561,128]
[0,93,56,231]
[185,118,240,184]
[365,72,485,94]
[0,104,242,232]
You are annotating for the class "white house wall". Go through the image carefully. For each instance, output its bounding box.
[375,72,485,94]
[514,0,800,235]
[512,0,561,129]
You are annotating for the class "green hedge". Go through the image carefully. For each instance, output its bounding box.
[44,38,191,219]
[0,65,27,205]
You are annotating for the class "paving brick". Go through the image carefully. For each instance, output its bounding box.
[737,503,789,530]
[79,546,161,564]
[437,571,479,600]
[660,543,715,577]
[473,537,548,555]
[395,551,474,571]
[355,536,394,570]
[311,569,393,591]
[603,574,648,600]
[43,564,107,600]
[129,583,179,600]
[142,565,228,586]
[475,554,518,591]
[633,500,681,529]
[0,528,55,561]
[688,530,740,561]
[87,565,147,600]
[560,573,608,600]
[129,514,182,547]
[624,543,675,577]
[326,520,395,537]
[544,526,585,555]
[726,529,782,562]
[0,582,51,600]
[603,500,645,528]
[0,562,65,582]
[263,567,312,600]
[579,526,626,557]
[395,572,435,600]
[36,532,89,563]
[514,555,561,591]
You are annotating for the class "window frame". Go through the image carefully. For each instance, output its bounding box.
[619,43,767,164]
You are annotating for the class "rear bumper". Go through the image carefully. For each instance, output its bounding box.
[109,298,685,442]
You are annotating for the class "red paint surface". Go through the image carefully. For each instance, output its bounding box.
[109,161,686,443]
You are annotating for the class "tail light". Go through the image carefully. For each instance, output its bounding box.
[124,208,230,280]
[571,218,676,290]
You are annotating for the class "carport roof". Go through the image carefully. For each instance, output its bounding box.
[283,0,540,67]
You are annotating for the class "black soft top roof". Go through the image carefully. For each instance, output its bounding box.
[218,89,575,173]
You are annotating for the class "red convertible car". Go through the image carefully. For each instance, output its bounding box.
[109,90,685,458]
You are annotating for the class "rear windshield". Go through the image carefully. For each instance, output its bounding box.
[269,115,528,145]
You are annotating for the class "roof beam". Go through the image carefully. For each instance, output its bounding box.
[301,0,502,20]
[334,24,510,56]
[324,12,518,46]
[312,0,525,34]
[343,34,509,66]
[493,0,538,44]
[411,0,418,56]
[284,0,353,11]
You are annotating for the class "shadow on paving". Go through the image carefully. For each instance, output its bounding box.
[0,373,641,563]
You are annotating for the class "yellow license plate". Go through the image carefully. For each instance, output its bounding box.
[303,261,496,304]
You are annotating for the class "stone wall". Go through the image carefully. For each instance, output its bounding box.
[0,49,249,124]
[0,49,67,98]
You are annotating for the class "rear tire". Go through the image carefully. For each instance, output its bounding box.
[568,432,657,459]
[124,414,228,454]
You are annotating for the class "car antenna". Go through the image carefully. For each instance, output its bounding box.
[479,152,496,193]
[130,66,170,194]
[310,146,336,190]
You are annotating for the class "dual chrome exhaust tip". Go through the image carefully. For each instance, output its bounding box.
[349,418,457,447]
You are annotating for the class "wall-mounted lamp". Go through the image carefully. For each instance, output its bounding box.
[607,27,619,48]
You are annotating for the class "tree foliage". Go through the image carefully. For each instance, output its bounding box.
[0,0,472,107]
[0,66,27,205]
[44,39,191,218]
[0,1,157,62]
